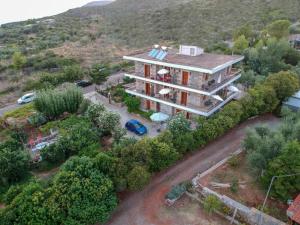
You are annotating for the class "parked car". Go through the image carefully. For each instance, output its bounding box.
[75,80,92,87]
[125,119,147,135]
[17,93,36,104]
[31,141,50,153]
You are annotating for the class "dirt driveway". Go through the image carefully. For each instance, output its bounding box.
[106,114,280,225]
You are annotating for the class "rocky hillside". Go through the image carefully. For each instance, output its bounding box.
[83,1,114,7]
[0,0,300,63]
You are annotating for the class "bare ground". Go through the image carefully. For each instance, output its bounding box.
[106,114,280,225]
[199,153,288,221]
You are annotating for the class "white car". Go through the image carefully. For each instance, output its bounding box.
[17,93,36,104]
[31,142,50,153]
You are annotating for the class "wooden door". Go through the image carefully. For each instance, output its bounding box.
[204,73,209,81]
[156,102,160,112]
[146,100,151,110]
[145,83,151,96]
[144,64,150,77]
[182,71,189,85]
[181,92,188,106]
[186,112,190,119]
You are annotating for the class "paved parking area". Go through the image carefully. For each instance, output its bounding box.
[84,92,164,138]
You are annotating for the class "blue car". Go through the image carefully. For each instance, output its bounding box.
[125,119,147,135]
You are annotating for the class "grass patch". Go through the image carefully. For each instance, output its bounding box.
[133,109,154,120]
[3,103,35,120]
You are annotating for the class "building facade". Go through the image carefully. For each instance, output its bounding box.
[123,45,244,118]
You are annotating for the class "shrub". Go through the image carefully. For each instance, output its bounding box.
[124,96,141,113]
[203,195,222,215]
[0,140,30,184]
[230,178,239,193]
[228,155,239,168]
[127,165,151,191]
[34,85,83,119]
[167,113,191,136]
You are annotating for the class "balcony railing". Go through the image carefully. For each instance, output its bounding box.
[125,69,241,95]
[201,69,241,93]
[125,85,237,116]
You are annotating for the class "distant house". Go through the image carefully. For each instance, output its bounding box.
[289,34,300,51]
[283,91,300,111]
[123,45,244,118]
[287,194,300,225]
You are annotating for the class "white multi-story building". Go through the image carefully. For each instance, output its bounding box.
[123,45,244,118]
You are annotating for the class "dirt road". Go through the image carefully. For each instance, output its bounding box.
[106,114,280,225]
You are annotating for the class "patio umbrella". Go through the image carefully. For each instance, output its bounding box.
[217,74,222,84]
[159,88,171,95]
[150,112,170,122]
[228,85,240,92]
[157,69,170,75]
[212,95,224,102]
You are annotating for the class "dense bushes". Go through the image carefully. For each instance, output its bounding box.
[24,65,84,91]
[193,71,299,147]
[0,157,117,225]
[124,95,140,113]
[41,119,100,163]
[0,139,30,184]
[244,109,300,200]
[34,85,83,119]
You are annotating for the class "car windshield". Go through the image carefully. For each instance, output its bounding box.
[22,94,33,100]
[133,122,143,129]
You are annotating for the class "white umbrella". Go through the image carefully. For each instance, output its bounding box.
[157,69,169,75]
[159,88,171,95]
[217,74,222,84]
[228,85,240,92]
[212,95,224,102]
[150,112,170,122]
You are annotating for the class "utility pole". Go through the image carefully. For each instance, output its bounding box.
[262,172,300,211]
[258,172,300,225]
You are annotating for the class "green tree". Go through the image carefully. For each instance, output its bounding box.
[233,35,249,54]
[262,141,300,200]
[265,71,299,101]
[127,165,151,191]
[85,103,106,123]
[62,65,83,81]
[244,38,291,75]
[0,182,48,225]
[89,64,110,84]
[148,139,179,172]
[233,24,254,41]
[124,96,141,113]
[46,156,117,224]
[96,110,121,136]
[0,140,30,184]
[167,113,190,136]
[12,51,26,70]
[266,19,291,39]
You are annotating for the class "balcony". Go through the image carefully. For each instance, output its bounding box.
[124,69,241,96]
[125,85,238,117]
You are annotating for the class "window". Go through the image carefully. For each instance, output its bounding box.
[190,48,195,56]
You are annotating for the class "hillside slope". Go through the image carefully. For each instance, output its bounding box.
[100,0,300,47]
[0,0,300,63]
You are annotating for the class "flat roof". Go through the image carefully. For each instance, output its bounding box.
[124,50,244,74]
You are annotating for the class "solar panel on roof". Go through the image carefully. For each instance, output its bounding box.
[148,49,156,57]
[159,51,168,60]
[155,50,164,59]
[150,49,159,58]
